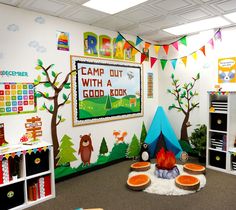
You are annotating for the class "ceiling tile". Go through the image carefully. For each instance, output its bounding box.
[150,0,192,12]
[121,24,155,36]
[116,7,158,23]
[92,16,135,31]
[180,9,211,20]
[215,0,236,12]
[0,0,20,6]
[63,6,108,25]
[20,0,71,14]
[141,30,174,42]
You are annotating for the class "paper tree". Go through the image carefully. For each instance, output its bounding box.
[34,59,78,165]
[167,73,200,143]
[105,94,112,110]
[127,134,140,159]
[99,137,108,155]
[140,122,147,145]
[56,134,77,166]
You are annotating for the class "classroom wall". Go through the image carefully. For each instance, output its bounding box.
[158,27,236,140]
[0,4,158,178]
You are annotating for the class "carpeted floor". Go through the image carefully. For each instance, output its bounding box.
[27,159,236,210]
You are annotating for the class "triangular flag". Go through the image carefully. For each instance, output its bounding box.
[172,41,179,51]
[150,57,157,68]
[163,45,169,55]
[208,38,214,49]
[215,30,222,41]
[141,53,146,64]
[181,56,187,67]
[160,59,167,70]
[131,48,139,56]
[171,59,177,70]
[154,45,160,55]
[124,41,130,49]
[180,36,187,46]
[136,36,143,46]
[115,33,123,43]
[200,46,206,56]
[192,52,197,60]
[145,42,151,50]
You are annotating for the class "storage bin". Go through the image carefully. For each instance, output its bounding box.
[26,150,49,176]
[210,113,227,131]
[0,181,24,210]
[209,150,226,169]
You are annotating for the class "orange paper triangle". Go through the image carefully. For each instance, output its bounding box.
[145,42,151,49]
[200,46,206,56]
[124,41,130,50]
[131,48,139,56]
[163,45,169,55]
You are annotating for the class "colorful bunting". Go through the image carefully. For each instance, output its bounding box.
[215,30,222,41]
[16,151,22,157]
[38,147,43,153]
[141,53,147,64]
[154,45,160,55]
[181,56,187,67]
[180,36,187,46]
[131,48,139,56]
[150,57,157,68]
[28,149,33,155]
[163,45,169,55]
[160,59,167,70]
[172,42,179,51]
[43,146,48,151]
[33,148,38,154]
[192,52,197,60]
[200,46,206,56]
[136,36,143,46]
[22,150,27,155]
[208,38,214,49]
[11,152,16,158]
[115,33,123,43]
[4,153,11,159]
[171,59,177,70]
[123,41,130,50]
[145,42,151,50]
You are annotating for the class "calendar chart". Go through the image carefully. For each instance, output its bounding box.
[0,83,36,116]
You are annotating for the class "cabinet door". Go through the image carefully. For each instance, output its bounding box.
[209,150,226,169]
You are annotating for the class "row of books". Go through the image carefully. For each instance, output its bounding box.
[28,175,51,201]
[210,134,227,151]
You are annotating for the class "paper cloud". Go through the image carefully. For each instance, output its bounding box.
[36,46,47,53]
[7,24,19,32]
[35,16,45,24]
[28,40,39,48]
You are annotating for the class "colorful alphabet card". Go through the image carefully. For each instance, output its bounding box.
[0,82,36,116]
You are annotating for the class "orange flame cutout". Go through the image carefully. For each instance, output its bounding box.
[156,147,176,170]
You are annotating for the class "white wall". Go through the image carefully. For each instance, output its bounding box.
[158,27,236,139]
[0,4,158,166]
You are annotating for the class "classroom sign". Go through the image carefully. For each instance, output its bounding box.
[218,57,236,83]
[84,32,135,62]
[70,56,143,126]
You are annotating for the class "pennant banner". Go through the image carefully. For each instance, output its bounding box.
[163,45,169,55]
[136,36,143,46]
[140,53,147,64]
[200,46,206,56]
[208,38,214,49]
[131,48,138,56]
[215,30,222,41]
[150,57,157,68]
[145,42,151,50]
[192,52,197,60]
[180,36,187,46]
[172,41,179,51]
[154,45,160,55]
[123,41,130,49]
[181,56,187,67]
[171,59,177,70]
[160,59,167,71]
[115,33,123,43]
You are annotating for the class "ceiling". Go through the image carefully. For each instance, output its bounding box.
[1,0,236,43]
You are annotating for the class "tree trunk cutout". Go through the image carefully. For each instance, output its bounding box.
[34,59,79,166]
[167,73,200,143]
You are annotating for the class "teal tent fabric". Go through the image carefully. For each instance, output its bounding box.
[145,106,182,158]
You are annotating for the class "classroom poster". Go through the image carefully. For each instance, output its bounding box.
[57,31,69,51]
[218,57,236,83]
[70,56,143,126]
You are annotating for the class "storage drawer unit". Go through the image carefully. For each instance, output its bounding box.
[210,113,227,131]
[209,150,226,169]
[0,181,24,210]
[26,150,49,176]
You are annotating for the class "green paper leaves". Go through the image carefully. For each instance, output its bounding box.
[44,82,51,87]
[64,83,70,89]
[37,59,43,66]
[62,93,67,100]
[52,71,56,77]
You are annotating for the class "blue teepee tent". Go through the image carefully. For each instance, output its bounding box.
[145,106,182,158]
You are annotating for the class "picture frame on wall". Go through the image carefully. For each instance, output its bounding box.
[70,56,143,126]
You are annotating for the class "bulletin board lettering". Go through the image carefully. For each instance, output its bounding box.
[70,56,143,126]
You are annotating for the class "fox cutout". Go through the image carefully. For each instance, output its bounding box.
[219,69,235,83]
[113,130,128,143]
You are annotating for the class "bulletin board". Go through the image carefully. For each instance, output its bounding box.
[70,56,143,126]
[0,82,36,116]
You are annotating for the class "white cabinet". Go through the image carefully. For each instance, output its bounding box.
[0,141,55,210]
[207,91,236,175]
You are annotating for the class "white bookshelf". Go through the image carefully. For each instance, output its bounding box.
[0,141,55,210]
[207,91,236,175]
